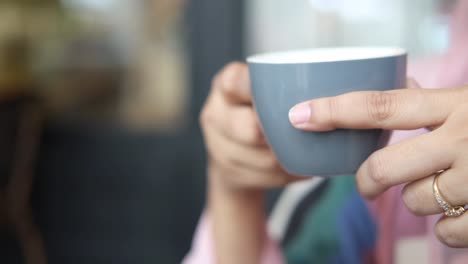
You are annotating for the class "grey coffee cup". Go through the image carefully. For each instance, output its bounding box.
[247,47,407,177]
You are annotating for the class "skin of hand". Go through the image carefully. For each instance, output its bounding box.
[289,79,468,248]
[200,62,304,264]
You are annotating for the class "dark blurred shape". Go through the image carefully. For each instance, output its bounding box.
[0,97,28,264]
[45,35,125,119]
[0,98,22,188]
[0,28,36,264]
[0,0,246,263]
[0,0,249,264]
[33,121,206,264]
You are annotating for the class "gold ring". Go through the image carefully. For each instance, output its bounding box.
[433,170,466,217]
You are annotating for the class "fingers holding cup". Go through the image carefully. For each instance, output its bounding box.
[354,130,454,199]
[213,61,252,105]
[203,62,266,147]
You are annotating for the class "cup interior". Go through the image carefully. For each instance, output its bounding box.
[247,47,406,64]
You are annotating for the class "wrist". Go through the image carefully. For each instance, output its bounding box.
[208,162,265,201]
[207,163,268,264]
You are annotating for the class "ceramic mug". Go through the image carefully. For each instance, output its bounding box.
[247,47,407,176]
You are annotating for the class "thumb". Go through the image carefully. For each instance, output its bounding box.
[214,62,252,105]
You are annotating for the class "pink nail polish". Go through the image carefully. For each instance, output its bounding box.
[289,104,311,125]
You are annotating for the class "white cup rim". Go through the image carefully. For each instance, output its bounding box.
[247,47,407,64]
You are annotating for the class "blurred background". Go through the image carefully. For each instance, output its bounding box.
[0,0,452,263]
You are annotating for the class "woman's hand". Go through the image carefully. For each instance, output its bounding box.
[200,62,302,264]
[201,62,303,191]
[289,80,468,247]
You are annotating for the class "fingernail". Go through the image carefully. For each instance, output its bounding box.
[289,103,311,125]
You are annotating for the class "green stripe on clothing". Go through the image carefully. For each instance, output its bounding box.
[285,176,356,264]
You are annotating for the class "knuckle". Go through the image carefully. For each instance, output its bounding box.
[244,121,263,144]
[444,104,468,135]
[221,62,247,93]
[262,152,280,170]
[237,109,263,145]
[401,185,426,216]
[326,97,340,125]
[366,92,397,124]
[366,152,391,188]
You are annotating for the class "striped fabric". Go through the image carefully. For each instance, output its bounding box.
[281,176,377,264]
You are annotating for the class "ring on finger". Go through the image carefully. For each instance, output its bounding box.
[433,170,467,217]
